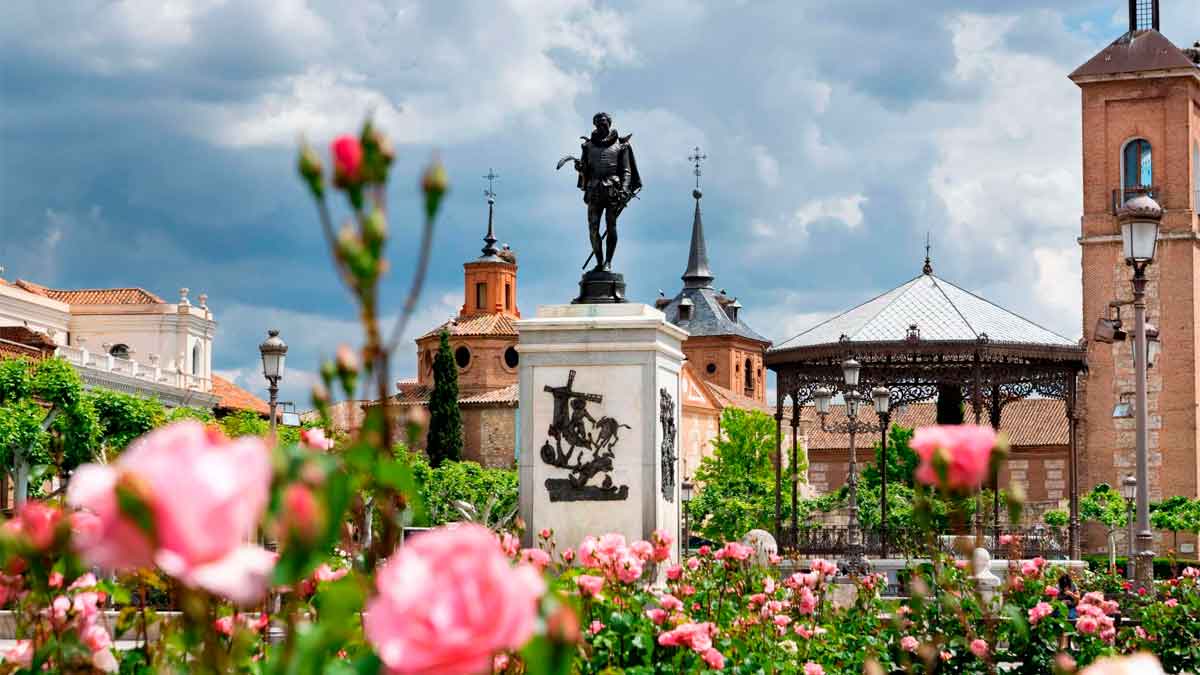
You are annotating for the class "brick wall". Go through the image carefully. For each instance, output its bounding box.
[1077,71,1200,555]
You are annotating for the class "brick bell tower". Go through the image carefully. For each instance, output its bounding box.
[414,170,520,392]
[1071,0,1200,554]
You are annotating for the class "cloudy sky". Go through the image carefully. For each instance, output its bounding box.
[2,1,1197,405]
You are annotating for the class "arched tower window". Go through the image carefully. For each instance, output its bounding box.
[743,357,754,396]
[1122,138,1153,198]
[192,343,202,375]
[109,343,130,359]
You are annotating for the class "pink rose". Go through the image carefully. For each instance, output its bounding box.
[67,422,274,605]
[299,428,334,451]
[81,624,112,652]
[331,135,363,183]
[576,574,604,597]
[214,615,235,636]
[364,524,544,675]
[954,560,968,570]
[687,557,701,571]
[589,620,604,635]
[796,586,818,615]
[4,640,32,668]
[1045,586,1059,598]
[645,608,668,624]
[520,548,551,572]
[314,563,348,584]
[615,552,644,583]
[538,528,552,539]
[1077,615,1099,634]
[999,534,1014,545]
[630,540,655,561]
[1165,598,1178,608]
[493,653,510,672]
[911,425,998,492]
[811,559,837,577]
[282,483,323,543]
[597,533,627,559]
[941,651,953,662]
[1182,566,1199,579]
[578,536,601,567]
[703,648,726,670]
[970,639,988,657]
[773,615,792,627]
[8,501,63,550]
[561,548,575,564]
[715,541,754,562]
[1029,602,1053,624]
[666,564,683,580]
[1021,560,1039,576]
[659,594,683,611]
[48,571,63,588]
[901,636,919,652]
[805,662,825,675]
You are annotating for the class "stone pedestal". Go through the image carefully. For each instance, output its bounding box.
[574,269,627,304]
[517,304,688,560]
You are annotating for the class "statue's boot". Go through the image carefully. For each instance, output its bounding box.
[604,229,617,272]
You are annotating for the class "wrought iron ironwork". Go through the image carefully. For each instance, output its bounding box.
[784,526,1068,560]
[768,330,1087,559]
[659,388,677,502]
[540,370,630,501]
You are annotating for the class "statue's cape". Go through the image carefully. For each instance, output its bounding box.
[576,130,642,196]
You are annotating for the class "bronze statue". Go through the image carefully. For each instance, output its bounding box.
[558,112,642,273]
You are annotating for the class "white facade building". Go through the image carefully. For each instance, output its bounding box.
[0,279,221,409]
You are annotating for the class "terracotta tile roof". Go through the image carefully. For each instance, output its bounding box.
[1070,30,1198,80]
[803,398,1067,450]
[14,280,165,305]
[212,375,270,415]
[705,382,775,414]
[388,382,518,407]
[419,313,517,340]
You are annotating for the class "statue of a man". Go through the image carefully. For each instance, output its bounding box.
[566,112,642,271]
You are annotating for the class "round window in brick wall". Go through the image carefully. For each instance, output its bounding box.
[454,346,471,369]
[705,363,717,374]
[504,346,519,368]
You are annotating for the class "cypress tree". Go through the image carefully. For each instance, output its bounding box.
[425,328,463,467]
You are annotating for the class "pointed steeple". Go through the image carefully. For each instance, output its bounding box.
[480,168,500,259]
[682,146,713,289]
[682,189,714,288]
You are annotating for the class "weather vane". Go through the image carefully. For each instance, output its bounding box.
[687,146,707,191]
[923,232,933,275]
[483,168,499,202]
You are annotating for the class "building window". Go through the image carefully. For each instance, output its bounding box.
[192,343,202,375]
[505,283,512,310]
[705,363,717,375]
[455,346,471,369]
[504,346,519,368]
[743,358,753,394]
[1193,141,1199,208]
[475,282,487,310]
[1122,138,1153,195]
[109,343,130,359]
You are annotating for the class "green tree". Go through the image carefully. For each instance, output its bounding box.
[1151,495,1200,552]
[0,357,97,504]
[1081,483,1129,570]
[686,407,786,542]
[220,408,301,446]
[425,329,462,467]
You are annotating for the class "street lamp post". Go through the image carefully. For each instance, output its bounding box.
[1117,194,1161,589]
[681,479,694,556]
[873,388,892,559]
[259,329,288,444]
[1121,474,1137,582]
[813,359,890,576]
[257,329,287,645]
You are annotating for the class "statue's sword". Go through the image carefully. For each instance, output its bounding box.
[579,188,640,270]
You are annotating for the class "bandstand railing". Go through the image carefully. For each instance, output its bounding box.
[780,526,1069,560]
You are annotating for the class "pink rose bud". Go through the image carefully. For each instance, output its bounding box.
[282,483,323,543]
[421,157,449,219]
[297,142,324,199]
[300,428,335,451]
[331,135,363,186]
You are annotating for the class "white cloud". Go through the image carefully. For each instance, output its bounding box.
[201,1,635,147]
[750,145,780,188]
[752,194,867,239]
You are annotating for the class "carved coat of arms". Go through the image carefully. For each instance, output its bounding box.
[540,370,630,501]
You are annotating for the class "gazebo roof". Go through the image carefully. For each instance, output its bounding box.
[771,271,1076,354]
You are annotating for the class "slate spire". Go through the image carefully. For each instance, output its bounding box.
[682,147,713,289]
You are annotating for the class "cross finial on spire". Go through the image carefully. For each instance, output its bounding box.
[687,146,707,193]
[481,168,500,257]
[923,232,933,275]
